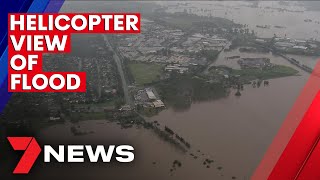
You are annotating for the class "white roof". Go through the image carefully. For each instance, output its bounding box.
[146,89,156,99]
[293,46,308,50]
[153,100,165,108]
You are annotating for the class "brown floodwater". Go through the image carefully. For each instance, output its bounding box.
[34,49,316,180]
[32,1,319,180]
[164,1,320,40]
[36,120,229,180]
[148,47,314,178]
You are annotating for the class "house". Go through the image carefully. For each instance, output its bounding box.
[146,89,157,100]
[153,100,165,108]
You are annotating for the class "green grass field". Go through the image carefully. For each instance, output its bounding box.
[128,63,163,86]
[231,65,299,80]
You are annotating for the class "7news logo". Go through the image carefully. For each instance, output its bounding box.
[7,137,41,174]
[7,137,135,174]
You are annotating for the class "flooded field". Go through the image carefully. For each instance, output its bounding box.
[146,23,316,177]
[163,1,320,40]
[33,1,320,179]
[36,120,231,180]
[34,51,316,179]
[150,75,308,178]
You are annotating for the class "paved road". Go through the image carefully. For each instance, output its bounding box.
[103,35,133,106]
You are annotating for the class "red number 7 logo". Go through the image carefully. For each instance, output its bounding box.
[7,137,42,174]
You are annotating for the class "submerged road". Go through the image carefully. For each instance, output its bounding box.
[103,35,133,106]
[254,42,313,74]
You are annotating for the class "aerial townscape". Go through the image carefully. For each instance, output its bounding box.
[1,1,320,180]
